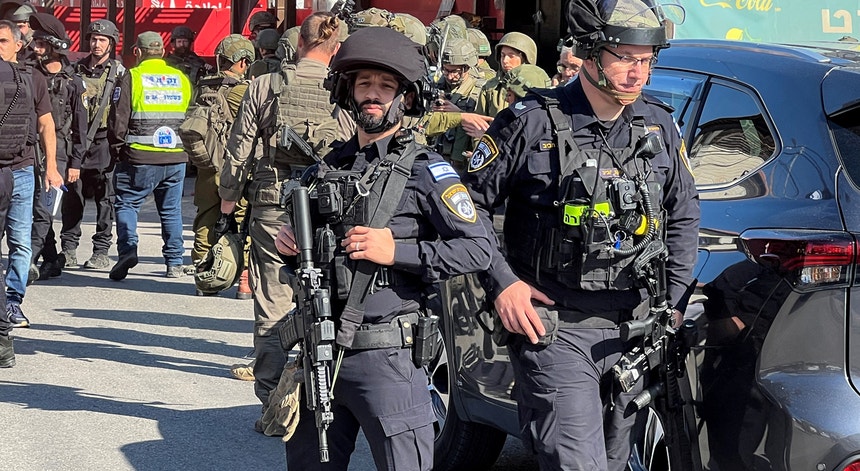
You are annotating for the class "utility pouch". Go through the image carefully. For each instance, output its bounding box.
[412,314,440,368]
[492,307,559,346]
[279,308,305,352]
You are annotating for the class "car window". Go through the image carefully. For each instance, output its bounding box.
[645,71,704,128]
[829,106,860,188]
[690,81,776,189]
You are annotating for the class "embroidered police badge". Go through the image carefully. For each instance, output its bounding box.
[468,135,499,173]
[441,183,477,223]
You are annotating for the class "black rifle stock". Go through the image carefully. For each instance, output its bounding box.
[614,240,702,471]
[290,186,336,462]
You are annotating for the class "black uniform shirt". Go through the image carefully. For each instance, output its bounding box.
[320,131,492,324]
[40,63,88,169]
[463,79,700,313]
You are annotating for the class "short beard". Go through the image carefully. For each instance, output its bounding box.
[355,98,405,133]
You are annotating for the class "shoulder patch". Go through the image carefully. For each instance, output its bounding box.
[112,86,121,103]
[428,162,459,182]
[467,134,500,173]
[441,183,477,223]
[679,138,693,177]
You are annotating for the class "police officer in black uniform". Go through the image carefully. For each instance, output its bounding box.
[461,1,700,470]
[61,19,124,270]
[165,26,211,87]
[0,53,19,366]
[275,26,492,470]
[28,12,87,280]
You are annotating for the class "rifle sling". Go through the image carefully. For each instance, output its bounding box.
[335,140,420,348]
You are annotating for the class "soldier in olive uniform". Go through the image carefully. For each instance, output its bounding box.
[247,10,277,43]
[219,12,352,432]
[276,26,300,64]
[466,28,496,81]
[164,26,211,87]
[503,63,551,105]
[420,36,485,171]
[184,34,254,300]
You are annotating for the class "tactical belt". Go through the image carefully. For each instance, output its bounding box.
[370,263,420,294]
[348,313,420,351]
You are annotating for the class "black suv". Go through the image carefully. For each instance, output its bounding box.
[429,40,860,471]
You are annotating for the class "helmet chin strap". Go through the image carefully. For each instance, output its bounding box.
[581,53,641,105]
[351,93,407,135]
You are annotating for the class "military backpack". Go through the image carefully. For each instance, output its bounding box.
[179,75,247,171]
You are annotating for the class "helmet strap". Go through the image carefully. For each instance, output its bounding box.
[582,50,642,105]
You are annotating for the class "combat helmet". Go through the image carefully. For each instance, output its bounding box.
[29,12,70,55]
[4,1,35,23]
[85,19,120,44]
[569,0,672,59]
[171,26,195,41]
[427,14,468,63]
[505,64,551,99]
[276,26,300,62]
[350,7,394,31]
[215,33,254,68]
[442,36,478,68]
[255,28,279,51]
[466,28,491,58]
[495,32,537,65]
[248,10,278,32]
[194,232,244,295]
[328,26,428,132]
[392,13,426,46]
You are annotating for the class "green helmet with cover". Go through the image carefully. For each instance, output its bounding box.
[255,28,279,51]
[215,33,255,65]
[442,36,477,68]
[5,2,35,23]
[466,28,491,58]
[350,7,394,31]
[430,14,468,39]
[495,31,537,65]
[505,64,551,99]
[194,232,244,295]
[276,26,300,62]
[392,13,427,46]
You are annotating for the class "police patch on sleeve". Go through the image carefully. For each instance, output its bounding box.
[428,162,459,182]
[112,86,121,103]
[467,134,500,173]
[441,183,477,223]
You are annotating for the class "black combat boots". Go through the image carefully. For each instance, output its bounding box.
[0,335,14,368]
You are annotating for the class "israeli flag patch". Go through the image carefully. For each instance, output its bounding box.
[428,162,459,182]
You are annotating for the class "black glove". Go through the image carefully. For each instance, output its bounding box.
[213,212,237,240]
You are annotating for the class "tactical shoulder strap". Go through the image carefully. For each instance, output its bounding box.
[533,88,581,178]
[84,59,121,150]
[336,140,423,349]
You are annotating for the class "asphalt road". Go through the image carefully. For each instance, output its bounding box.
[0,186,537,471]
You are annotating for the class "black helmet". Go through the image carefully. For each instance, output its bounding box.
[86,19,119,44]
[171,26,195,41]
[29,12,70,55]
[568,0,672,59]
[327,26,427,127]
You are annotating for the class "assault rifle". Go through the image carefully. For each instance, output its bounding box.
[277,123,320,162]
[280,186,336,462]
[330,0,355,26]
[612,239,702,471]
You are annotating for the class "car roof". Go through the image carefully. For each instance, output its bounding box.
[657,39,860,117]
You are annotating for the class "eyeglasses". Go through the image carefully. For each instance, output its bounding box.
[603,48,657,69]
[556,63,580,74]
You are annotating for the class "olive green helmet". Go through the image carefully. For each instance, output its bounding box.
[276,26,300,62]
[350,7,394,31]
[430,15,468,40]
[215,34,255,65]
[392,13,427,46]
[255,28,279,51]
[442,36,477,68]
[495,32,537,65]
[505,64,551,99]
[194,232,244,295]
[466,28,491,58]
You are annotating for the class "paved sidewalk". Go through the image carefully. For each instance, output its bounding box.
[0,191,288,471]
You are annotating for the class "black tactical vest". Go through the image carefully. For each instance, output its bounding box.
[0,60,33,166]
[504,91,666,292]
[44,65,74,151]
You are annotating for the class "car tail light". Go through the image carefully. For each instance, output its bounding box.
[843,460,860,471]
[740,229,856,291]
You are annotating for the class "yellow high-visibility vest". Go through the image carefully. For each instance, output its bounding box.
[126,59,191,154]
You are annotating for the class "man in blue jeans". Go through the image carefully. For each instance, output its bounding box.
[107,31,191,280]
[0,20,63,327]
